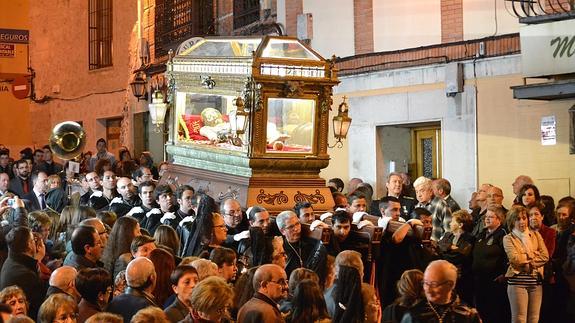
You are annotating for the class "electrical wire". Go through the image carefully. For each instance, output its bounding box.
[49,89,127,101]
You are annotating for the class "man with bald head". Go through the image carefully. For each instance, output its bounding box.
[402,260,481,322]
[109,177,141,217]
[238,264,288,323]
[107,257,159,322]
[46,266,80,301]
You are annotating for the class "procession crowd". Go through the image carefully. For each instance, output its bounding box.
[0,139,574,323]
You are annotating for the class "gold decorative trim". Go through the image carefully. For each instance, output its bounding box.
[256,189,289,205]
[294,189,326,204]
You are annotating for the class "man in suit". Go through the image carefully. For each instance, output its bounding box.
[432,178,461,214]
[385,172,416,220]
[107,257,159,322]
[23,171,49,211]
[8,159,32,197]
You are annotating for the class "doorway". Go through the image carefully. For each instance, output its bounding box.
[106,118,123,159]
[376,122,442,196]
[411,126,442,179]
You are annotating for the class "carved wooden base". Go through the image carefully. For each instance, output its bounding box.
[161,164,335,214]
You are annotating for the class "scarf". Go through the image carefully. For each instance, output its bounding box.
[512,228,534,259]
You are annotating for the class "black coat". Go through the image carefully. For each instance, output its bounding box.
[8,177,32,198]
[0,252,47,319]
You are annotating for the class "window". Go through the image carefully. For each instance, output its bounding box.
[233,0,260,29]
[89,0,113,70]
[155,0,214,58]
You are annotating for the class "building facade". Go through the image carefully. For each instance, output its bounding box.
[2,0,573,208]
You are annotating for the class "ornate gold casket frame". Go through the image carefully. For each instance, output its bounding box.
[164,36,339,213]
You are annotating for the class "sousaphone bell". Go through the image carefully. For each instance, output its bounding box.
[49,121,86,160]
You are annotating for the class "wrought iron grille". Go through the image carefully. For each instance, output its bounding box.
[89,0,113,70]
[233,0,260,29]
[155,0,214,58]
[505,0,574,18]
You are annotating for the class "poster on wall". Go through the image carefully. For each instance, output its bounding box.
[541,115,556,146]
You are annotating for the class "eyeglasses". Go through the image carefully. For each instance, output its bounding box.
[422,280,452,288]
[269,278,288,286]
[214,224,227,230]
[224,210,242,217]
[284,222,301,232]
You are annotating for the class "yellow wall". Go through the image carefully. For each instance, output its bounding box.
[476,75,575,207]
[0,0,32,156]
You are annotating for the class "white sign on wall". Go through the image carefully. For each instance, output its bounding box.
[521,19,575,78]
[541,115,556,146]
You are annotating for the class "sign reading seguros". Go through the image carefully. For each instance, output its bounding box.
[520,19,575,78]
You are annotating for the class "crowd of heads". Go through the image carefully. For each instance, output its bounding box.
[0,141,574,322]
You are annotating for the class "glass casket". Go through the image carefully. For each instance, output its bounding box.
[164,36,340,213]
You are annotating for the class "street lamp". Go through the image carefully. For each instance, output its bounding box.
[329,96,352,148]
[148,89,168,132]
[130,70,148,101]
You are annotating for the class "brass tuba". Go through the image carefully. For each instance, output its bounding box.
[49,121,86,160]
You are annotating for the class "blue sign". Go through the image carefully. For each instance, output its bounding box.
[0,29,29,44]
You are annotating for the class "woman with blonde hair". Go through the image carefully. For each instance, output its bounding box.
[382,269,424,323]
[38,293,78,323]
[504,205,549,323]
[184,276,234,322]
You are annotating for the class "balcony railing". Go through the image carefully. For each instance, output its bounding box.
[505,0,574,18]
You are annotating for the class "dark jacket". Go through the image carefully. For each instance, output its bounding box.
[107,287,159,323]
[472,226,508,280]
[63,251,103,271]
[400,297,481,323]
[237,292,285,323]
[0,252,47,319]
[284,236,327,285]
[109,196,141,218]
[8,177,32,198]
[22,191,42,212]
[164,297,189,323]
[78,298,101,323]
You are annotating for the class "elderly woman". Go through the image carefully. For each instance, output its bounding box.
[182,276,234,323]
[38,293,79,323]
[472,205,510,323]
[0,285,28,317]
[503,205,549,323]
